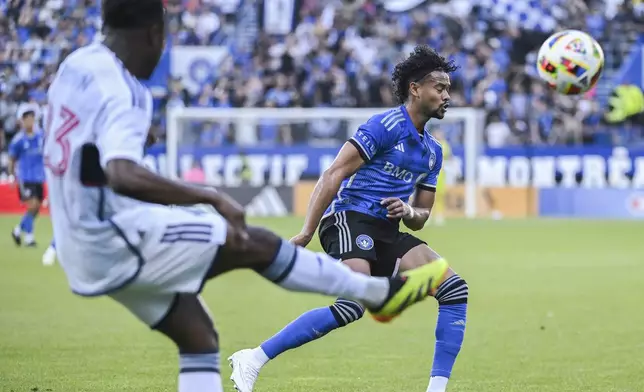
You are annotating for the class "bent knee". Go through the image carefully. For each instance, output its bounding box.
[154,294,220,353]
[400,244,442,271]
[341,258,371,275]
[27,201,41,213]
[219,225,281,270]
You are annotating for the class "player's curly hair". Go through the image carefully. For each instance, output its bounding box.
[392,45,458,104]
[102,0,164,29]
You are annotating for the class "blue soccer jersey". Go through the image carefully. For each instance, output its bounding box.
[324,106,443,221]
[8,130,46,184]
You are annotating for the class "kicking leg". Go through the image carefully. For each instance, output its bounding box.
[207,226,447,314]
[229,259,371,392]
[401,245,468,392]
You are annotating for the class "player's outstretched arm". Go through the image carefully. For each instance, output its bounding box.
[293,142,364,246]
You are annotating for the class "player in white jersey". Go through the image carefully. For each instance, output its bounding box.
[42,1,450,391]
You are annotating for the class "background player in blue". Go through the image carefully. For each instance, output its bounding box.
[230,45,468,392]
[9,105,46,247]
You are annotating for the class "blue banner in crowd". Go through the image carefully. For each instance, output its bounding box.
[139,45,229,95]
[539,188,644,219]
[144,145,644,189]
[170,46,229,94]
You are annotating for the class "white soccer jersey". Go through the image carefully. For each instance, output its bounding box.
[44,43,154,295]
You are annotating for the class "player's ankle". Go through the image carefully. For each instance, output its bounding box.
[427,376,449,392]
[251,347,270,367]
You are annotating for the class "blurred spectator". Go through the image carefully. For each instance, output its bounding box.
[183,161,206,183]
[485,111,512,147]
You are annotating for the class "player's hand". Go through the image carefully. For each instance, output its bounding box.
[212,192,249,246]
[290,232,313,248]
[381,197,413,219]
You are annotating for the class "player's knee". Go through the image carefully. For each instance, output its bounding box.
[27,200,41,213]
[178,328,219,354]
[154,294,220,353]
[219,225,281,270]
[329,298,365,326]
[434,274,469,305]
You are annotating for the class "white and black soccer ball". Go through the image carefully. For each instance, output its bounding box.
[536,30,604,95]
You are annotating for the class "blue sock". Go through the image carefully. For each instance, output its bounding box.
[20,213,34,234]
[431,274,469,379]
[431,303,467,378]
[260,307,340,359]
[259,298,365,359]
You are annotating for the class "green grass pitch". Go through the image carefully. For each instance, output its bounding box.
[1,215,643,392]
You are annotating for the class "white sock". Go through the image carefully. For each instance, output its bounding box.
[178,372,222,392]
[427,376,449,392]
[252,347,270,367]
[24,233,34,243]
[178,353,222,392]
[13,226,21,236]
[261,241,389,308]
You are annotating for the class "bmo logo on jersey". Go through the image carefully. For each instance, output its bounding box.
[383,161,415,183]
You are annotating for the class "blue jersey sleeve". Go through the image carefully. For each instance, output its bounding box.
[8,136,22,160]
[348,120,389,162]
[418,145,443,191]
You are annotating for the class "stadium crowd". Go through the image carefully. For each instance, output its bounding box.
[0,0,642,152]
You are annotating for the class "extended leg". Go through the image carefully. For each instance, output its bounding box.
[228,259,371,392]
[208,226,445,311]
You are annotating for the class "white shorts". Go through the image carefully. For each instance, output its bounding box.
[105,205,228,327]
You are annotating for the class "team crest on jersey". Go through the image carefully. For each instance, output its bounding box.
[356,234,374,251]
[429,152,437,170]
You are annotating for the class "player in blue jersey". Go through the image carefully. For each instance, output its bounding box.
[9,105,46,247]
[230,45,467,392]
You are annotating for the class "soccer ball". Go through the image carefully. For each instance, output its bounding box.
[536,30,604,95]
